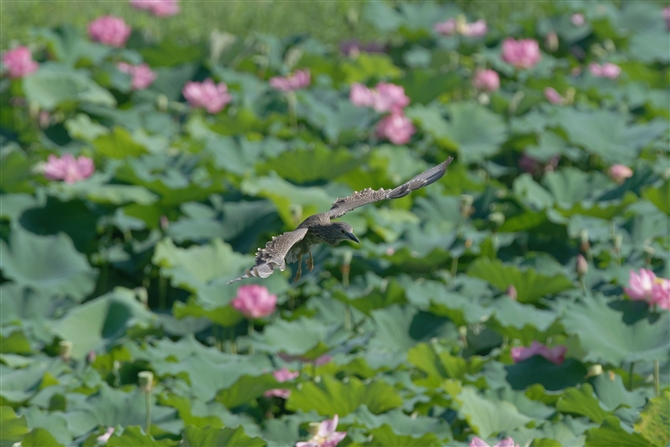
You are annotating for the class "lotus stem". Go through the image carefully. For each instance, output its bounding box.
[654,360,660,396]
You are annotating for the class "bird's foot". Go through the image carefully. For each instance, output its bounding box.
[307,252,314,272]
[293,269,302,282]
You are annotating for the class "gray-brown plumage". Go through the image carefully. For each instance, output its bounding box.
[227,157,453,284]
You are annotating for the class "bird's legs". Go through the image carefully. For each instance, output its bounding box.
[293,255,303,282]
[307,248,314,272]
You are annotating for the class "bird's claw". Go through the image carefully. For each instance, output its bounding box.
[307,254,314,272]
[293,270,302,282]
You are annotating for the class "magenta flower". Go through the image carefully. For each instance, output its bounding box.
[376,111,415,145]
[463,19,488,38]
[608,164,633,184]
[652,279,670,310]
[88,16,131,48]
[296,415,346,447]
[231,285,277,318]
[2,46,38,78]
[117,62,156,90]
[473,69,500,92]
[43,154,94,184]
[434,18,458,36]
[372,82,410,113]
[589,62,621,79]
[501,38,541,69]
[269,69,310,92]
[511,341,567,365]
[264,368,299,399]
[624,269,657,302]
[130,0,179,17]
[544,87,564,104]
[664,7,670,30]
[470,437,519,447]
[349,83,375,108]
[182,78,232,114]
[571,13,585,26]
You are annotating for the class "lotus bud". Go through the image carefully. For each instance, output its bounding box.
[138,371,154,392]
[545,31,559,52]
[489,212,505,226]
[460,194,474,217]
[87,350,97,364]
[608,165,633,184]
[59,340,72,362]
[464,238,473,249]
[156,94,168,112]
[506,285,518,300]
[576,254,588,276]
[587,364,603,377]
[580,229,590,253]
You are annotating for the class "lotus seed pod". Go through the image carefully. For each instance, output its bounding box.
[138,371,154,392]
[59,340,73,362]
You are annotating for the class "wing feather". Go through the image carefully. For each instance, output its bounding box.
[326,157,453,219]
[226,228,309,284]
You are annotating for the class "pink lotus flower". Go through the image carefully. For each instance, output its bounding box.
[608,164,633,183]
[501,38,541,69]
[117,62,156,90]
[349,83,376,108]
[376,111,415,145]
[473,69,500,92]
[589,62,621,79]
[269,69,310,92]
[463,19,488,38]
[511,341,567,365]
[576,254,588,276]
[434,18,458,36]
[182,78,232,113]
[231,285,277,318]
[624,269,657,302]
[664,7,670,30]
[652,279,670,310]
[296,415,346,447]
[130,0,179,17]
[571,13,585,26]
[264,368,299,399]
[372,82,410,113]
[470,437,520,447]
[2,46,38,78]
[544,87,564,104]
[43,154,94,184]
[88,16,131,48]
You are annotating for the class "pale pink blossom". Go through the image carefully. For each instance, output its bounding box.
[544,87,564,104]
[576,254,588,276]
[97,427,115,444]
[182,78,232,113]
[571,13,585,26]
[651,279,670,310]
[608,164,633,183]
[376,111,415,145]
[269,69,310,92]
[470,437,520,447]
[117,62,156,90]
[463,19,488,38]
[589,62,621,79]
[506,285,517,300]
[264,368,299,399]
[2,46,38,78]
[371,82,410,113]
[664,7,670,30]
[511,341,567,365]
[130,0,179,17]
[434,18,457,36]
[43,154,95,184]
[501,38,541,69]
[349,83,375,108]
[624,269,657,301]
[231,285,277,318]
[296,415,346,447]
[473,69,500,92]
[88,16,131,48]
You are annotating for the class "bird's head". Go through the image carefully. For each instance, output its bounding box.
[331,222,359,245]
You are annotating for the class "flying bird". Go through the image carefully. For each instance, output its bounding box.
[227,157,453,284]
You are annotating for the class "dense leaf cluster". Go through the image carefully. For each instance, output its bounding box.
[1,2,668,446]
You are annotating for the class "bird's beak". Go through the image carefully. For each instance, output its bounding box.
[347,232,360,244]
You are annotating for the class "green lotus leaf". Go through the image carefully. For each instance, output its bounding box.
[23,67,116,110]
[20,428,65,447]
[215,374,280,409]
[341,53,403,83]
[556,384,610,423]
[286,374,402,416]
[106,426,176,447]
[0,228,97,299]
[634,390,670,447]
[456,386,532,439]
[0,407,28,445]
[182,425,264,447]
[642,180,670,215]
[19,407,71,446]
[505,357,587,392]
[584,415,649,446]
[367,425,443,447]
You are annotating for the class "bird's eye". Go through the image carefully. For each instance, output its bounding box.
[340,229,345,233]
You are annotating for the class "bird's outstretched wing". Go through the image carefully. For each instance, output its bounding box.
[226,228,309,284]
[326,157,453,220]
